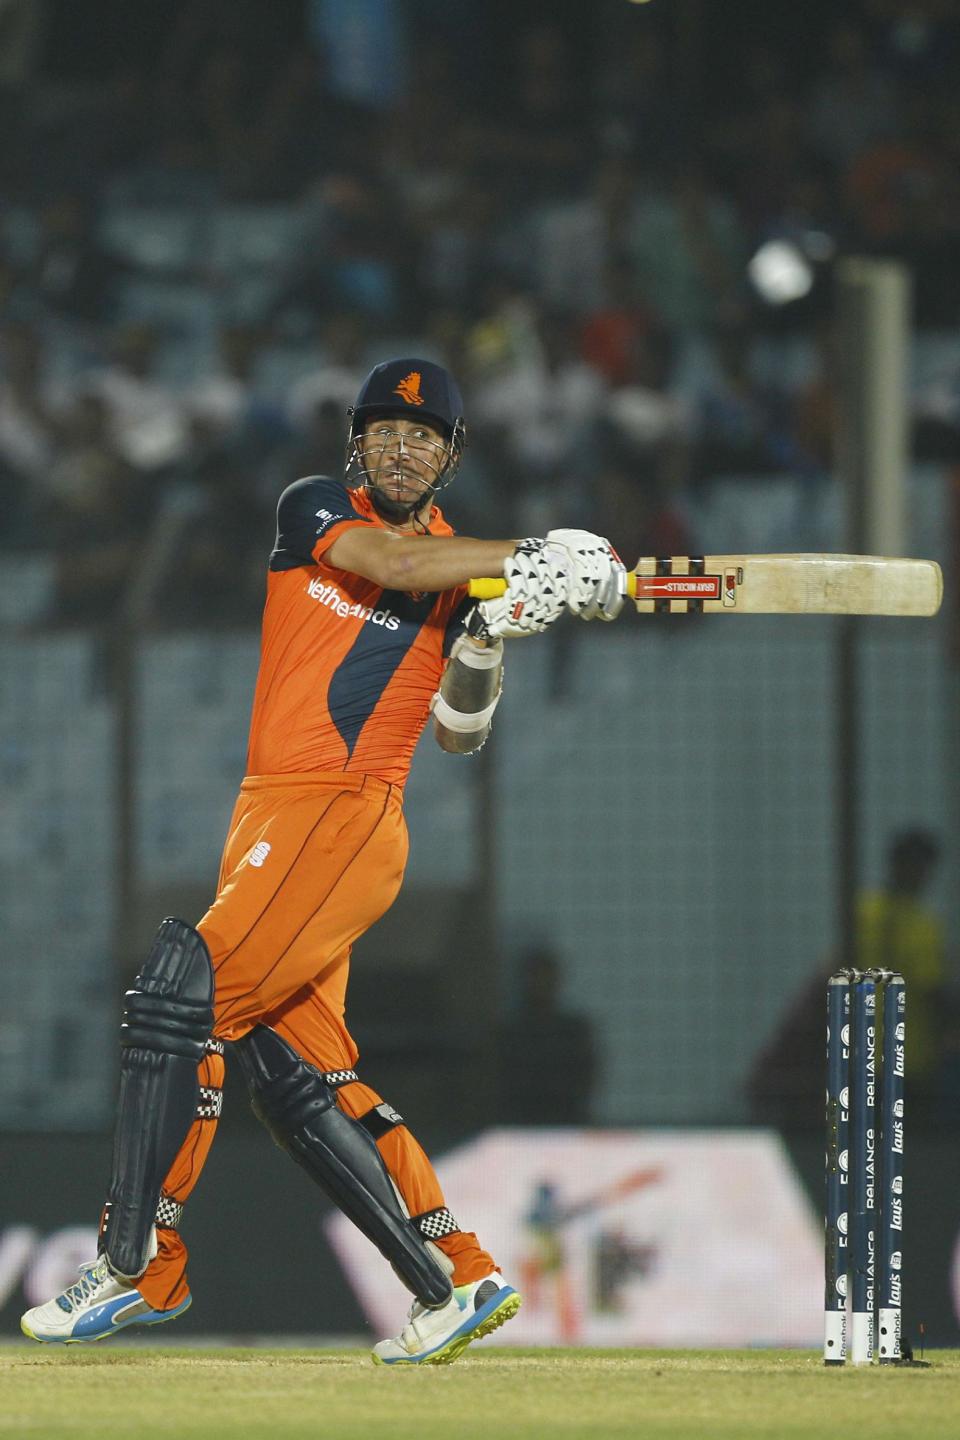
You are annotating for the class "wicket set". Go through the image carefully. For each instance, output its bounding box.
[824,969,906,1365]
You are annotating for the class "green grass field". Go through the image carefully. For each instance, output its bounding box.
[2,1348,959,1440]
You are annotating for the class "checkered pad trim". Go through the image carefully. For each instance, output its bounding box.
[205,1039,225,1056]
[322,1069,359,1088]
[414,1206,460,1240]
[155,1196,183,1230]
[196,1085,223,1119]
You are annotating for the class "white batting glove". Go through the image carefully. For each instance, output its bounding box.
[472,538,571,639]
[545,529,626,621]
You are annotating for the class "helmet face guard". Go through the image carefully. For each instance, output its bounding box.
[345,359,466,515]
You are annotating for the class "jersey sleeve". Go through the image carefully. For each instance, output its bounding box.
[270,475,373,572]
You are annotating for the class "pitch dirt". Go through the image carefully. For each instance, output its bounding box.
[2,1348,959,1440]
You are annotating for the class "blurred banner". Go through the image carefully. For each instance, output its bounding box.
[329,1129,822,1348]
[3,1130,959,1347]
[0,1134,366,1339]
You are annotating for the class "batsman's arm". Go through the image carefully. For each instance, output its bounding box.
[325,526,516,593]
[432,631,504,755]
[328,524,625,638]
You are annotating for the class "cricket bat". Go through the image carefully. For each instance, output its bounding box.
[468,554,943,617]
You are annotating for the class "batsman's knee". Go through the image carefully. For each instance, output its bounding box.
[122,917,214,1059]
[234,1022,336,1140]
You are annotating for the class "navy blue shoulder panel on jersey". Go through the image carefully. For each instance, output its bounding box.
[270,475,371,572]
[327,589,437,759]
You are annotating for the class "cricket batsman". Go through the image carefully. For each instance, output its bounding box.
[21,358,623,1364]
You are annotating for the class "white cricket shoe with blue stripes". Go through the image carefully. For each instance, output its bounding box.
[372,1273,521,1365]
[20,1243,190,1344]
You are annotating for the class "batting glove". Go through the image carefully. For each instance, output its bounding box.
[545,529,626,621]
[470,538,571,639]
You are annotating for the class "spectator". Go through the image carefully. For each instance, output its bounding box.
[498,947,597,1125]
[30,195,128,327]
[470,305,607,532]
[692,325,811,488]
[83,324,189,472]
[152,407,268,628]
[845,92,960,325]
[186,324,262,438]
[600,322,694,542]
[0,0,45,191]
[534,158,642,316]
[629,168,747,333]
[286,312,367,432]
[746,828,949,1129]
[729,94,813,236]
[472,22,588,205]
[45,390,149,623]
[580,259,657,388]
[593,22,674,163]
[269,173,411,328]
[864,0,960,95]
[267,396,349,498]
[855,829,946,1105]
[807,22,899,171]
[912,343,960,462]
[463,278,542,381]
[0,323,58,486]
[414,179,523,313]
[149,0,319,197]
[470,304,607,475]
[589,413,694,571]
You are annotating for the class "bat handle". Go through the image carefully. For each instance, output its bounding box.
[467,577,507,599]
[467,574,637,599]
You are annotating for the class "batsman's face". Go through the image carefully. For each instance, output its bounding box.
[360,417,449,507]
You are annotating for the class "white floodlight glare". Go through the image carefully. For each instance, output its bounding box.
[748,240,815,306]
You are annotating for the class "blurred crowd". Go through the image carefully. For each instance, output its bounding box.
[2,0,960,627]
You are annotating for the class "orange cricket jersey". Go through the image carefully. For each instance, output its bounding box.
[245,476,471,787]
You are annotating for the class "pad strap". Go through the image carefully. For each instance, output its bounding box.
[359,1100,405,1140]
[102,1193,186,1236]
[197,1085,223,1119]
[155,1195,184,1230]
[413,1206,460,1240]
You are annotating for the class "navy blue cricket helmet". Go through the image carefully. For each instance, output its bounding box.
[346,357,466,500]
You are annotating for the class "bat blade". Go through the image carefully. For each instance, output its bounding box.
[629,555,943,616]
[466,554,943,616]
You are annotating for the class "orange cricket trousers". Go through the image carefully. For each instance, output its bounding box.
[136,771,495,1312]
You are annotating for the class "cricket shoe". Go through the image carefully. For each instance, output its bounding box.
[371,1273,521,1366]
[20,1233,190,1344]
